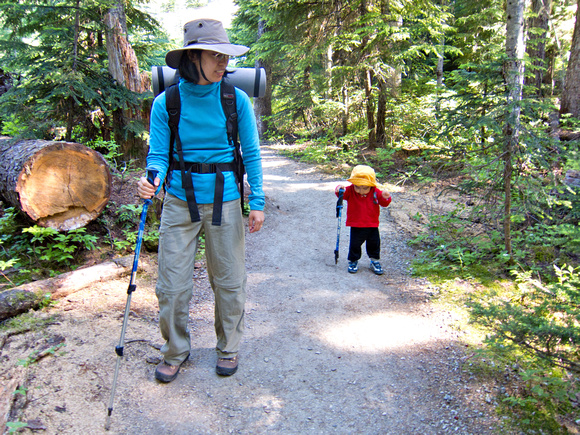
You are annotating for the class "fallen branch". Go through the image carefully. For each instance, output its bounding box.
[0,256,135,322]
[0,367,25,432]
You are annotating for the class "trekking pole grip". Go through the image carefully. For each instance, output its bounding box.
[146,169,158,188]
[336,188,344,218]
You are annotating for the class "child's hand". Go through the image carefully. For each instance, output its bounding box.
[382,189,391,200]
[335,185,345,194]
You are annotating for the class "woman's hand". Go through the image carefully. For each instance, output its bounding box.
[137,176,160,199]
[248,210,265,233]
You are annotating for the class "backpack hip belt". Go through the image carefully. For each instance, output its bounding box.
[168,161,236,174]
[167,161,237,226]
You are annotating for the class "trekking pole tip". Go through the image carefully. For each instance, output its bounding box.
[105,401,114,430]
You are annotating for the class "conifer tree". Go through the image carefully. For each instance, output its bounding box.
[0,0,163,159]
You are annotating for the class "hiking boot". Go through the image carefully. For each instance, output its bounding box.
[370,260,384,275]
[155,356,188,383]
[348,261,358,273]
[216,355,238,376]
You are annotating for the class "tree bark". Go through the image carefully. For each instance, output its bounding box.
[376,77,387,146]
[436,31,445,113]
[0,138,111,231]
[560,0,580,117]
[341,85,349,138]
[503,0,527,263]
[0,256,133,321]
[365,70,377,149]
[104,2,148,162]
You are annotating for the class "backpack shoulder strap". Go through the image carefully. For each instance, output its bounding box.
[165,83,181,171]
[165,82,201,222]
[220,80,245,212]
[220,81,238,144]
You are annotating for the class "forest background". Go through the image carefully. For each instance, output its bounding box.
[0,0,579,432]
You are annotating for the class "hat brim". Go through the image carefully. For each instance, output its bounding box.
[165,43,249,68]
[347,177,377,187]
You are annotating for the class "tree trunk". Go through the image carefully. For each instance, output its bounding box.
[326,42,334,99]
[0,69,12,96]
[254,19,273,137]
[341,85,349,138]
[376,77,387,146]
[383,0,403,98]
[365,70,377,149]
[104,2,148,162]
[0,256,133,321]
[436,32,445,112]
[303,66,312,129]
[65,0,81,142]
[0,138,111,231]
[503,0,527,264]
[560,0,580,117]
[525,0,551,97]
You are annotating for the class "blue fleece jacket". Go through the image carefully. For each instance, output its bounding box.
[146,79,264,211]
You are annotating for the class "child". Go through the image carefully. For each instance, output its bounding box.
[335,165,391,275]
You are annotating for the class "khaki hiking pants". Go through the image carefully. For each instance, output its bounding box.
[156,193,246,365]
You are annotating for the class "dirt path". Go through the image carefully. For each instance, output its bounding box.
[2,146,508,434]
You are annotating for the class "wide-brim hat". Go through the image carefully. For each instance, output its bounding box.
[165,18,249,69]
[347,165,379,187]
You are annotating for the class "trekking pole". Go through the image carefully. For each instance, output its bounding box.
[105,170,157,431]
[335,188,345,264]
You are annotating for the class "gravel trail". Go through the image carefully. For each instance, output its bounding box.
[1,146,508,434]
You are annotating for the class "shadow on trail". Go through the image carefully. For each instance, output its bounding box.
[206,146,503,434]
[2,147,506,435]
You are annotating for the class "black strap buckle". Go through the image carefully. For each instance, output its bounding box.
[199,163,214,174]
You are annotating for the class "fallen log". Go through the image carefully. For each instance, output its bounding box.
[0,138,112,231]
[0,256,134,322]
[559,130,580,141]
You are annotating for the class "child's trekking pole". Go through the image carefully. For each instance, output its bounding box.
[335,188,345,264]
[105,170,157,431]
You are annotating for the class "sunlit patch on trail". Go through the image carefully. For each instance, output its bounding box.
[320,312,439,351]
[261,159,291,169]
[263,174,292,182]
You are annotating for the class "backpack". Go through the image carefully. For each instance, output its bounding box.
[164,80,245,226]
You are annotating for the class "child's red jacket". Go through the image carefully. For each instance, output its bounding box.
[337,185,391,228]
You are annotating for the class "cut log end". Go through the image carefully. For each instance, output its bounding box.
[1,140,112,231]
[37,208,102,231]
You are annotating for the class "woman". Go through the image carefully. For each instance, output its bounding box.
[137,18,265,381]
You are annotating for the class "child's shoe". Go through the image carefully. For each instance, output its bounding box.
[370,260,384,275]
[348,261,358,273]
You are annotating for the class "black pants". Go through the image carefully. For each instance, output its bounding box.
[348,227,380,262]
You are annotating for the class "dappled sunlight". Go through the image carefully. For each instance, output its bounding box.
[318,311,440,352]
[261,159,291,169]
[263,179,333,193]
[263,174,293,182]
